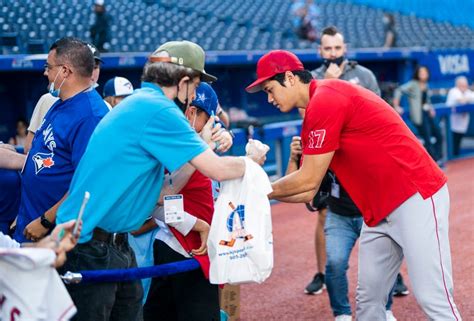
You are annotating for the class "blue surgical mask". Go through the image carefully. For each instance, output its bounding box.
[48,71,66,97]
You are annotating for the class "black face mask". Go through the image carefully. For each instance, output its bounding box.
[323,56,345,68]
[174,97,187,113]
[174,82,189,113]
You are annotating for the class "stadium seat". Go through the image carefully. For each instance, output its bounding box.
[27,39,46,54]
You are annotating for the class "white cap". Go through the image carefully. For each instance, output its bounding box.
[103,77,134,97]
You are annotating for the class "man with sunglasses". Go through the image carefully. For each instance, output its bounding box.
[13,37,108,243]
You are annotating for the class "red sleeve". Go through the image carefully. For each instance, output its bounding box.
[301,87,348,155]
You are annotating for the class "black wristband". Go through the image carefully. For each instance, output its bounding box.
[40,214,55,229]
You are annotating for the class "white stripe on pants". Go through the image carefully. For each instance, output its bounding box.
[356,184,462,321]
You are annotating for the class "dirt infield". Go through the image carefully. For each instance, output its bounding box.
[241,158,473,320]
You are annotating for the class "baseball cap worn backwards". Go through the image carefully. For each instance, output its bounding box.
[246,50,304,93]
[149,40,217,83]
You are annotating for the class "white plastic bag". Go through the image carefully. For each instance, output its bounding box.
[208,157,273,284]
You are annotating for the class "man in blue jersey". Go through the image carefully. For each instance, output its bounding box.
[14,37,109,243]
[56,40,268,321]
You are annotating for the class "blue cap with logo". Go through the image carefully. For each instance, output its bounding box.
[191,83,226,128]
[191,83,219,117]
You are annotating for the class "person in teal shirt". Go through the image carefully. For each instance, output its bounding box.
[56,41,267,321]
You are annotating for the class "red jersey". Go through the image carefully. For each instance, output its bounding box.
[170,170,214,278]
[301,79,446,226]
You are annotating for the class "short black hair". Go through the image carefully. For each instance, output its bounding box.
[412,65,430,81]
[270,70,314,86]
[321,26,340,37]
[50,37,94,78]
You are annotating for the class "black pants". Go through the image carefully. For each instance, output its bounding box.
[59,239,143,321]
[143,240,220,321]
[452,132,464,156]
[415,111,443,161]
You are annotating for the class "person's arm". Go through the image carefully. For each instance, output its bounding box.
[269,151,334,201]
[157,119,235,203]
[0,147,26,170]
[190,149,246,182]
[23,131,35,155]
[191,123,268,182]
[158,164,196,204]
[393,81,414,106]
[151,206,209,255]
[277,190,317,203]
[216,105,230,128]
[285,136,302,175]
[27,220,80,267]
[393,81,414,114]
[23,192,68,241]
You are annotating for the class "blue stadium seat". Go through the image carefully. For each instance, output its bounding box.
[2,0,474,53]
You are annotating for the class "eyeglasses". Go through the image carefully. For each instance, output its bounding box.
[43,63,64,71]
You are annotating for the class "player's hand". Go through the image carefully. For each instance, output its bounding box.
[246,139,269,165]
[429,107,436,118]
[191,219,210,256]
[324,61,346,79]
[290,136,302,162]
[24,217,49,242]
[212,126,233,153]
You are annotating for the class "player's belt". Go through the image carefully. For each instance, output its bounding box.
[92,227,128,246]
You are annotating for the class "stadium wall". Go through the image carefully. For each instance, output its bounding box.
[0,48,473,142]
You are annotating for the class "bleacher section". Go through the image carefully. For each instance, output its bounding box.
[1,0,474,54]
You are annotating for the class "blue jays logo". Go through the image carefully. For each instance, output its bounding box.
[219,202,253,247]
[124,81,133,90]
[32,152,55,174]
[196,92,207,104]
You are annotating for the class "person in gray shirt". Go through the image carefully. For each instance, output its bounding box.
[311,26,380,95]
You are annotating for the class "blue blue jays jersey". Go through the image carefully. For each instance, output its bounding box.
[13,89,108,242]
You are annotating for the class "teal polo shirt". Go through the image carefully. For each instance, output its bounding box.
[56,82,208,243]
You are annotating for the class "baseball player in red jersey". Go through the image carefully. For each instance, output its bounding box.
[246,50,462,321]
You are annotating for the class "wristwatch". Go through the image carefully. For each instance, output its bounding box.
[40,213,55,229]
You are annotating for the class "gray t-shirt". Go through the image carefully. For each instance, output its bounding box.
[311,60,381,96]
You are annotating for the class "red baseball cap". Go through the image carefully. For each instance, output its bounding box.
[246,50,305,93]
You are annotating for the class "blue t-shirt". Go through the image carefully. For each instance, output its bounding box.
[14,90,108,242]
[0,169,21,234]
[56,82,208,243]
